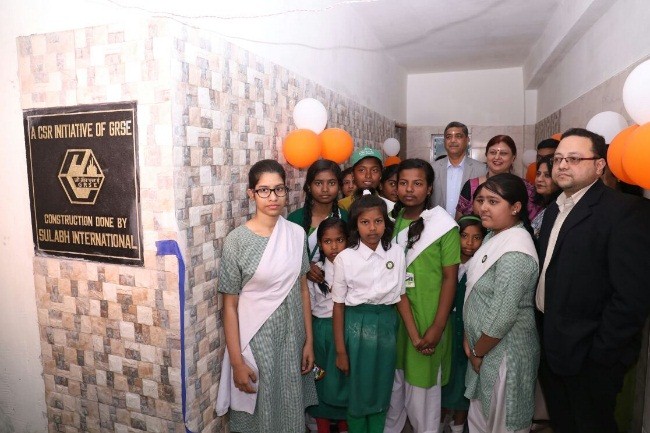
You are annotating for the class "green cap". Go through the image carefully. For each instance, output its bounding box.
[350,147,383,167]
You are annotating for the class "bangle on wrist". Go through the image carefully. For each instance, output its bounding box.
[471,347,484,358]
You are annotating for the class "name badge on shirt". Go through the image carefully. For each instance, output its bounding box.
[405,272,415,288]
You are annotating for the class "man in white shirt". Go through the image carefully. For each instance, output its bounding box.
[536,128,650,433]
[432,121,486,216]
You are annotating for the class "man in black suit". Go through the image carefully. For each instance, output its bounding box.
[536,128,650,433]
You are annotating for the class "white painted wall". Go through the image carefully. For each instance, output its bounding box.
[407,67,527,126]
[0,1,406,431]
[536,0,650,120]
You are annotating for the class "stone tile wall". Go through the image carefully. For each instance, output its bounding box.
[18,17,395,433]
[170,23,394,432]
[534,111,561,144]
[18,19,185,433]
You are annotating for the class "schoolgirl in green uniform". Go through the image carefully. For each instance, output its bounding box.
[384,158,460,433]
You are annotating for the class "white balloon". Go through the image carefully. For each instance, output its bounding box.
[523,149,537,166]
[293,98,328,134]
[383,138,400,156]
[585,111,628,144]
[623,59,650,125]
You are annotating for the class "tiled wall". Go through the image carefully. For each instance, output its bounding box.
[171,22,394,432]
[18,17,395,433]
[534,111,561,144]
[18,20,185,433]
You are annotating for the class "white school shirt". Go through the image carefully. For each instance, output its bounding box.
[331,241,406,306]
[308,260,336,318]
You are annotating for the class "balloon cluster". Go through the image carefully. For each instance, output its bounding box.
[283,98,403,169]
[602,60,650,189]
[282,98,354,168]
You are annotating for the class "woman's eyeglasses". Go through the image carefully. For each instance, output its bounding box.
[253,185,288,198]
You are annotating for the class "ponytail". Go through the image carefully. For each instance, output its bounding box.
[302,194,313,233]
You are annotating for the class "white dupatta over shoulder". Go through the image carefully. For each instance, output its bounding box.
[394,206,458,267]
[216,216,305,416]
[463,226,538,304]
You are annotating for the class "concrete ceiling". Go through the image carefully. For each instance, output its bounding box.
[350,0,562,73]
[107,0,618,90]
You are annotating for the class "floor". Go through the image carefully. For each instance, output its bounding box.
[310,418,556,432]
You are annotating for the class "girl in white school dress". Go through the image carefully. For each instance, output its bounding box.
[307,217,350,433]
[331,193,419,433]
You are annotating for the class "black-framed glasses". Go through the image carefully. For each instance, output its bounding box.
[552,156,601,166]
[253,185,288,198]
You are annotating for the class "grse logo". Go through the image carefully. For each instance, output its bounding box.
[58,149,105,205]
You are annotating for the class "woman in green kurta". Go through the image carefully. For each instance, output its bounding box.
[463,174,539,433]
[393,222,459,386]
[385,158,460,433]
[217,160,318,433]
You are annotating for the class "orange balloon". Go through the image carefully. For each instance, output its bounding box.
[525,162,536,184]
[608,125,638,184]
[551,133,563,141]
[319,128,354,163]
[385,156,401,166]
[622,123,650,189]
[283,129,322,169]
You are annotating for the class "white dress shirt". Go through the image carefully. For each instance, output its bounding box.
[308,260,336,318]
[445,157,466,216]
[331,241,406,306]
[536,180,597,312]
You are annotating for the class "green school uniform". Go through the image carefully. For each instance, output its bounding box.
[394,212,460,388]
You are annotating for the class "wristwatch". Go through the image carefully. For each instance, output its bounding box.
[471,347,484,359]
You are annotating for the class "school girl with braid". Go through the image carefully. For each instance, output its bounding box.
[331,193,415,433]
[288,159,348,283]
[307,217,350,433]
[384,158,461,433]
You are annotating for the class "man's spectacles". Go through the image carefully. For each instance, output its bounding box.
[552,156,601,166]
[253,186,288,198]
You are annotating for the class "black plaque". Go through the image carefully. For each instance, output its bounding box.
[24,102,143,265]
